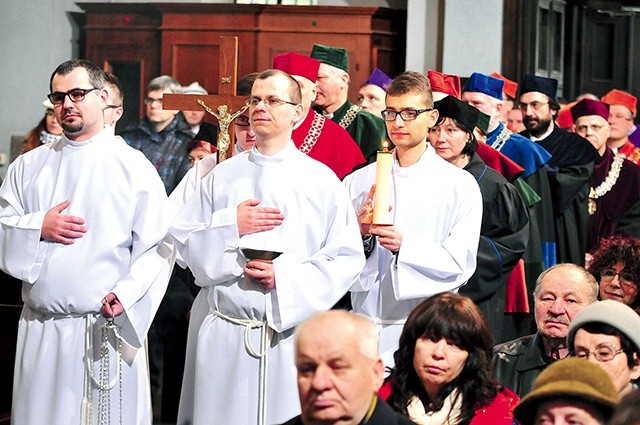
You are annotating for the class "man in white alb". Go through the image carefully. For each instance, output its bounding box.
[0,59,173,424]
[169,69,365,425]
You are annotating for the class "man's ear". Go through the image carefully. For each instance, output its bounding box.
[372,357,385,391]
[426,109,439,128]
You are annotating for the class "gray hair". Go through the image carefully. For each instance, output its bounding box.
[533,263,599,302]
[295,310,379,360]
[147,75,181,94]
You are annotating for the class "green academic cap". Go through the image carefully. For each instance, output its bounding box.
[310,44,349,73]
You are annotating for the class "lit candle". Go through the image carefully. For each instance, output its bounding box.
[373,141,393,225]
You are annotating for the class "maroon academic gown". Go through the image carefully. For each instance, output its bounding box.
[588,149,640,252]
[292,109,366,180]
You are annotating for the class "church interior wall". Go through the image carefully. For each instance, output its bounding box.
[0,0,502,180]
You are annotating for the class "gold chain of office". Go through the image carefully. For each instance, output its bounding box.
[588,154,624,215]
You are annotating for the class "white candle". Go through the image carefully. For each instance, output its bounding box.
[373,150,393,225]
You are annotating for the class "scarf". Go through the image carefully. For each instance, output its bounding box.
[406,389,463,425]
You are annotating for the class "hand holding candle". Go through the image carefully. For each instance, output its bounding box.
[372,141,393,225]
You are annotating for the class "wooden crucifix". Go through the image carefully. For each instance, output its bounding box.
[162,36,248,162]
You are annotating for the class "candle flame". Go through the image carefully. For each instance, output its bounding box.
[382,140,389,152]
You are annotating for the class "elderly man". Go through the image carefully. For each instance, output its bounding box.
[0,59,173,424]
[281,311,415,425]
[519,74,600,265]
[273,51,365,179]
[570,98,640,253]
[344,71,482,368]
[567,300,640,399]
[121,75,194,193]
[310,44,387,163]
[492,263,599,397]
[602,89,640,163]
[169,69,365,425]
[513,357,618,425]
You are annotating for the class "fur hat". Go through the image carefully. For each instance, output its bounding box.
[514,357,618,425]
[567,299,640,354]
[181,82,208,95]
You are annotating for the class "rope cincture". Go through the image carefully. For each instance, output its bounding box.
[211,308,272,425]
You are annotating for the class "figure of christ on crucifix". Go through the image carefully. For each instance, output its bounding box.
[163,36,248,162]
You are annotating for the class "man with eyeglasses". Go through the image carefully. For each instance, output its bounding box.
[310,44,387,164]
[568,300,640,399]
[601,89,640,164]
[463,73,557,325]
[168,69,365,425]
[493,263,599,398]
[519,74,600,267]
[120,75,194,194]
[343,71,482,369]
[0,59,173,424]
[569,98,640,254]
[273,51,365,180]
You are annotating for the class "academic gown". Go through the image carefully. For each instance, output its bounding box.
[168,142,365,425]
[343,146,482,368]
[315,100,387,164]
[292,109,366,179]
[0,128,173,425]
[587,149,640,251]
[458,154,529,343]
[522,126,600,265]
[487,123,554,321]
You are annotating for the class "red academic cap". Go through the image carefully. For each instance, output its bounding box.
[570,98,609,122]
[601,89,637,116]
[491,72,518,99]
[273,52,321,84]
[427,70,461,99]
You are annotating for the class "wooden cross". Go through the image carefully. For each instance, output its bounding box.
[162,36,248,162]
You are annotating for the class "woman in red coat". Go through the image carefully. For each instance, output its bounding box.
[381,292,518,425]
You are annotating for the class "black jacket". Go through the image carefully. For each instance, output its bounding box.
[279,396,416,425]
[491,333,551,398]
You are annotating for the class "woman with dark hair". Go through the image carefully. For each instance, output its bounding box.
[588,234,640,313]
[427,95,529,343]
[22,99,63,153]
[384,292,517,424]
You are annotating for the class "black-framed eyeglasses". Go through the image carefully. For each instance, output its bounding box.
[144,97,163,105]
[246,97,298,108]
[517,101,549,111]
[381,108,433,122]
[234,114,250,126]
[48,88,99,105]
[575,344,625,362]
[601,268,636,287]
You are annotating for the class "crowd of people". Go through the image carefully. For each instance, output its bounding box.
[2,41,640,425]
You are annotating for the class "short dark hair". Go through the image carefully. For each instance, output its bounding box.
[254,69,302,104]
[386,71,433,108]
[49,59,105,92]
[433,116,478,155]
[237,73,259,96]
